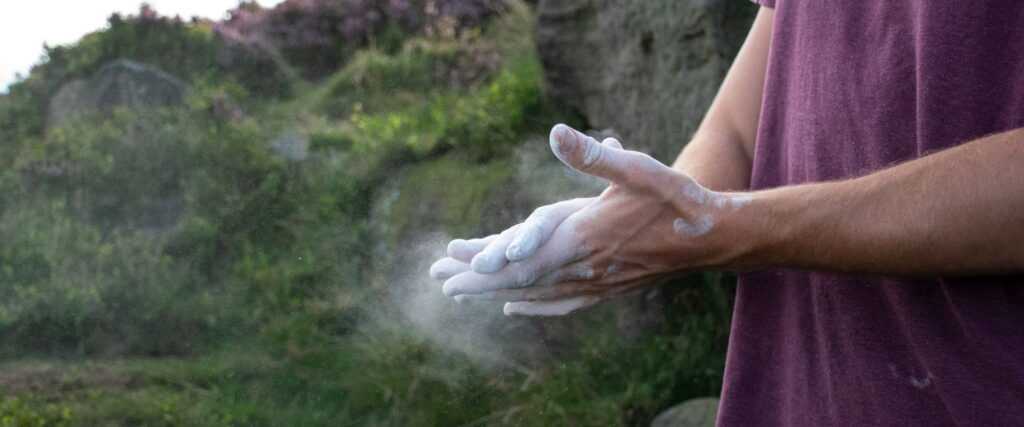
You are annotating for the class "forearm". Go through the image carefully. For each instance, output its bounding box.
[735,129,1024,275]
[673,130,753,192]
[672,7,772,192]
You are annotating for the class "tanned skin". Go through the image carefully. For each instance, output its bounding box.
[736,131,1024,275]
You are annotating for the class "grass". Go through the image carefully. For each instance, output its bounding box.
[0,272,732,426]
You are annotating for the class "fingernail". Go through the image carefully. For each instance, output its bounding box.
[551,124,576,155]
[428,262,443,280]
[442,281,460,297]
[446,239,466,255]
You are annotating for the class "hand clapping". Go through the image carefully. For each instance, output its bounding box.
[429,124,754,316]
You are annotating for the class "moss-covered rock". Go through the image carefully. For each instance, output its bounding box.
[372,154,513,250]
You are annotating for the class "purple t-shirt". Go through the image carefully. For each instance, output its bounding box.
[719,1,1024,426]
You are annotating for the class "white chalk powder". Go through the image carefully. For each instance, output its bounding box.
[673,215,716,237]
[728,194,752,211]
[674,183,753,237]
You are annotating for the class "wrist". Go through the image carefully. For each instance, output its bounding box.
[716,183,832,270]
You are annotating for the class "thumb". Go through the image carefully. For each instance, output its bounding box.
[549,124,666,191]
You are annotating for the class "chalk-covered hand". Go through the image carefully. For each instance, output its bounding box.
[430,198,603,306]
[430,136,623,282]
[428,198,593,283]
[437,124,754,316]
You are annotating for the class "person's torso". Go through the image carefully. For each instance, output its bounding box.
[722,1,1024,426]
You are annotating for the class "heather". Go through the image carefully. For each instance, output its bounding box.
[0,2,732,425]
[215,0,513,79]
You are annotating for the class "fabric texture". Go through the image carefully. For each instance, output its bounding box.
[721,1,1024,426]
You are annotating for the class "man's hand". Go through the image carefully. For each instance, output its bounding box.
[432,124,756,316]
[430,137,624,279]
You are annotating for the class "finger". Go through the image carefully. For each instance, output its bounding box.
[601,137,623,149]
[470,224,521,274]
[502,282,642,316]
[503,278,653,316]
[503,295,598,317]
[506,198,593,262]
[457,280,604,302]
[443,224,586,296]
[428,257,471,281]
[447,234,499,263]
[460,259,627,302]
[491,255,613,294]
[548,124,668,191]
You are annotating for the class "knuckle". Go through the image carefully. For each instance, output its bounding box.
[626,154,670,193]
[533,205,554,218]
[580,139,603,169]
[601,137,622,148]
[513,269,539,287]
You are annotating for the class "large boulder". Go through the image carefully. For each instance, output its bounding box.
[48,59,190,127]
[536,0,756,162]
[41,60,191,232]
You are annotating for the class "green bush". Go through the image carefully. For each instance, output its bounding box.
[331,54,581,184]
[0,200,215,357]
[23,110,188,230]
[320,40,481,116]
[0,5,294,169]
[48,10,219,85]
[48,6,293,100]
[0,396,70,427]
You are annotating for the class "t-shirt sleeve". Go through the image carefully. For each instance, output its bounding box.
[750,0,775,7]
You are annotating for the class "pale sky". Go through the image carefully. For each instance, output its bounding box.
[0,0,285,92]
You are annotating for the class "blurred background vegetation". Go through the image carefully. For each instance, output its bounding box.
[0,1,750,425]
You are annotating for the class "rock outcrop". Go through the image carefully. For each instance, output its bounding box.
[536,0,756,162]
[48,59,189,127]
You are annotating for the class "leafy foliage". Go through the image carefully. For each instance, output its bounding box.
[0,5,294,172]
[0,396,70,427]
